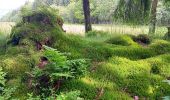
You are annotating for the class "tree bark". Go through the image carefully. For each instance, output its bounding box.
[149,0,158,35]
[83,0,92,33]
[167,27,170,37]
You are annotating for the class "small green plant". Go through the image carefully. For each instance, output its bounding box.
[27,91,83,100]
[0,87,17,100]
[0,67,6,89]
[57,91,83,100]
[0,66,17,100]
[30,45,88,97]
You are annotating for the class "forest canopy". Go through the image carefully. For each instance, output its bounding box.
[0,0,155,25]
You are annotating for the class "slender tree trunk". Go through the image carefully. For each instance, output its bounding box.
[167,27,170,37]
[149,0,158,35]
[83,0,92,33]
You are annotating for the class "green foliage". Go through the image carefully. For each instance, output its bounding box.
[0,67,6,91]
[1,5,170,100]
[27,91,83,100]
[40,45,73,81]
[0,66,17,100]
[0,87,17,100]
[67,59,89,78]
[114,0,151,24]
[30,45,88,97]
[42,45,88,80]
[57,91,83,100]
[44,45,67,68]
[163,0,170,7]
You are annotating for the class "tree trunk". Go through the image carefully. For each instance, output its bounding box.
[149,0,158,35]
[83,0,92,33]
[167,27,170,37]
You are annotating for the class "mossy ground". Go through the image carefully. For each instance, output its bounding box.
[0,9,170,99]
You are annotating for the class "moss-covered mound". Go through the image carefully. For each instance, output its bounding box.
[106,35,137,46]
[8,7,64,51]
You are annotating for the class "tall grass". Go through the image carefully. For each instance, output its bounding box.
[63,24,168,38]
[0,22,15,54]
[0,22,15,36]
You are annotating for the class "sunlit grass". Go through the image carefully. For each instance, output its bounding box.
[0,22,15,54]
[0,22,15,36]
[0,22,167,37]
[63,24,168,37]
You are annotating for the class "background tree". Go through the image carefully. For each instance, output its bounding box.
[149,0,158,35]
[114,0,151,24]
[83,0,92,33]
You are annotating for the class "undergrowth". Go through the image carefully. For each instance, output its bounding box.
[0,7,170,100]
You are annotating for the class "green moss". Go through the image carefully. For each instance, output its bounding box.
[1,55,34,78]
[1,6,170,99]
[89,56,170,99]
[149,40,170,54]
[61,79,97,99]
[106,35,137,46]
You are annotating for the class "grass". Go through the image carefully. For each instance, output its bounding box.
[0,31,6,55]
[0,20,170,99]
[0,22,15,54]
[63,24,168,37]
[0,22,15,36]
[0,22,167,38]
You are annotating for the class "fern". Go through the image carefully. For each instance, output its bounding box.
[0,67,6,87]
[30,45,88,97]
